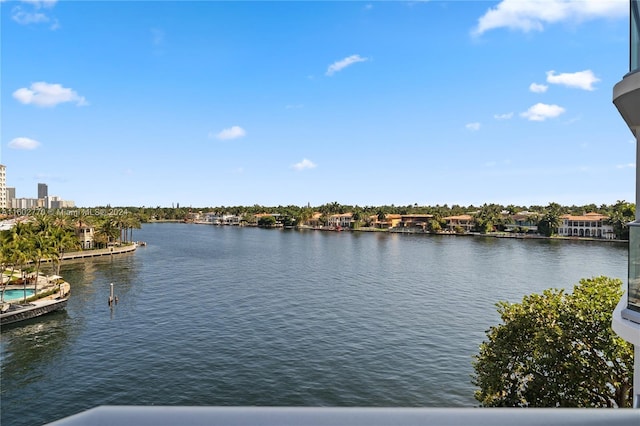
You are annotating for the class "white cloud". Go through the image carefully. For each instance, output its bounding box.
[13,82,87,107]
[212,126,246,140]
[563,116,581,125]
[466,122,481,131]
[21,0,58,8]
[11,1,59,28]
[529,83,548,93]
[494,112,513,120]
[520,103,566,121]
[9,137,41,150]
[326,54,368,76]
[12,8,49,24]
[546,70,600,91]
[292,158,317,171]
[472,0,626,36]
[616,163,636,169]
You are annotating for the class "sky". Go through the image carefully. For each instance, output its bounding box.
[0,0,636,208]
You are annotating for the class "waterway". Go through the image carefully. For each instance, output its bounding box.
[0,223,627,425]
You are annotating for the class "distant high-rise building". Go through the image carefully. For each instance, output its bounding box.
[0,165,6,209]
[38,183,48,199]
[6,187,15,207]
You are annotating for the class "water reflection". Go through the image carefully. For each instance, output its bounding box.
[0,225,628,426]
[0,311,72,388]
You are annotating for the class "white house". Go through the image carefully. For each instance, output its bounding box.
[327,213,353,228]
[557,213,615,239]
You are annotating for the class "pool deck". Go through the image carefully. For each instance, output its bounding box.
[0,296,69,325]
[0,281,71,325]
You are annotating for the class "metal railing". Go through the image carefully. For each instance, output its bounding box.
[46,406,640,426]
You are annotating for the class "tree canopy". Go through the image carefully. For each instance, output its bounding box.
[0,200,635,238]
[472,276,633,408]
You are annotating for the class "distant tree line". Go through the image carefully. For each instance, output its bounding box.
[72,200,635,239]
[4,201,633,239]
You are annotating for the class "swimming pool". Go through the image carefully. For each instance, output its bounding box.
[2,289,35,302]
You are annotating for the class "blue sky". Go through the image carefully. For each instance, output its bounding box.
[1,0,635,208]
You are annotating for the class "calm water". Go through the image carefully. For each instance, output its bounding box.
[0,223,627,425]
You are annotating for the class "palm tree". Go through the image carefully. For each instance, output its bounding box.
[474,204,502,233]
[605,200,635,240]
[5,222,36,303]
[72,209,94,233]
[16,242,33,303]
[295,208,314,229]
[125,215,142,243]
[30,233,57,298]
[95,217,119,248]
[50,226,79,275]
[0,230,18,302]
[32,213,52,234]
[539,210,562,237]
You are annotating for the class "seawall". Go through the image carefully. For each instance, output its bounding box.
[60,244,138,261]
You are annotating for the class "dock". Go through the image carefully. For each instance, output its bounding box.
[60,243,138,261]
[0,297,69,325]
[1,281,71,325]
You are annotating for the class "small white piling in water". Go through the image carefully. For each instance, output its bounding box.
[109,283,114,306]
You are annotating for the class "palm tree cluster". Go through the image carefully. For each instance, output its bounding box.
[0,212,144,303]
[0,215,79,303]
[91,214,142,248]
[125,200,634,238]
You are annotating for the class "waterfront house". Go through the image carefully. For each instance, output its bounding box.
[75,223,95,249]
[557,212,615,239]
[327,213,353,229]
[254,213,283,227]
[504,211,539,233]
[184,211,203,222]
[374,214,402,229]
[443,214,474,232]
[397,214,434,231]
[304,212,324,228]
[221,215,242,225]
[204,212,222,224]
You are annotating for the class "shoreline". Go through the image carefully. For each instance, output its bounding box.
[1,273,72,325]
[282,224,628,244]
[162,221,628,244]
[60,243,138,261]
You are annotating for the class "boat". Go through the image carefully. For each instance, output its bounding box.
[0,296,69,325]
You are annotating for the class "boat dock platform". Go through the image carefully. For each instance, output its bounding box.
[1,297,69,325]
[60,243,138,261]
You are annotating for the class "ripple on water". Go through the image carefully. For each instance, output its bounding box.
[0,225,627,425]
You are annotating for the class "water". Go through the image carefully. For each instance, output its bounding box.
[2,289,35,302]
[0,223,627,425]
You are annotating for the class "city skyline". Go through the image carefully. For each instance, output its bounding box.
[1,0,636,207]
[0,165,74,209]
